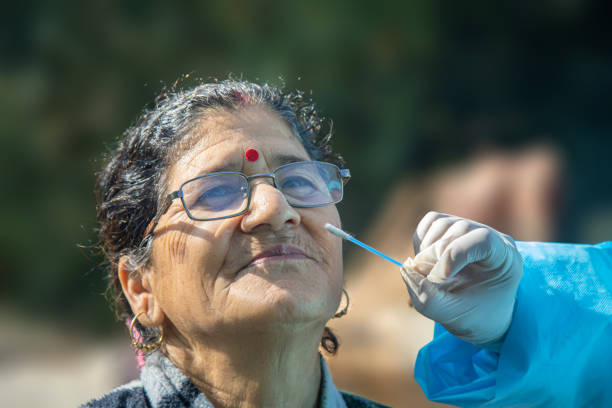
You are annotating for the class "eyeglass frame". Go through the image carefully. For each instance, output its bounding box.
[145,160,351,238]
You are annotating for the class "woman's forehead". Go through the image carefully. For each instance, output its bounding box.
[167,106,309,183]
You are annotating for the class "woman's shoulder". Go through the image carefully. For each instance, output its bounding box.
[340,390,391,408]
[80,379,149,408]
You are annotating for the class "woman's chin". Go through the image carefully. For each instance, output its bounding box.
[227,284,336,328]
[216,261,342,329]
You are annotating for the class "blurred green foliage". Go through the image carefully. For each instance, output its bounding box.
[1,0,611,332]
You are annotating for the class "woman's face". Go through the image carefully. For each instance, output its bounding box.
[146,106,344,342]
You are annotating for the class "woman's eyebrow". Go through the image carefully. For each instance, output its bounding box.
[273,154,310,166]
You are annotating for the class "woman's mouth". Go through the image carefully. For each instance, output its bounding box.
[245,244,310,268]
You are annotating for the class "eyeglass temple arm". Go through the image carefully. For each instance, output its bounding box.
[143,191,181,241]
[340,169,351,184]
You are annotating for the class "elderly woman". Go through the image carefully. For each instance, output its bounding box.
[83,80,611,408]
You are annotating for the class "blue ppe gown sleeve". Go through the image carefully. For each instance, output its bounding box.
[414,241,612,407]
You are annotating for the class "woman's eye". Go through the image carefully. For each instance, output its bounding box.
[194,185,243,210]
[202,185,234,198]
[281,176,317,191]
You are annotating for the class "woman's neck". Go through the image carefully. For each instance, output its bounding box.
[163,321,324,408]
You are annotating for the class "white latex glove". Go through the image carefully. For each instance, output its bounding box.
[401,212,523,348]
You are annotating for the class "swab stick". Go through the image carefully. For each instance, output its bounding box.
[325,223,403,267]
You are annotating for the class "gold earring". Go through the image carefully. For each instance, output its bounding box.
[333,288,350,319]
[129,311,164,352]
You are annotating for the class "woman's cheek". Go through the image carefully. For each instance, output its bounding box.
[214,216,243,240]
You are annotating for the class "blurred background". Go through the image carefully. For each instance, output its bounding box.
[1,1,611,406]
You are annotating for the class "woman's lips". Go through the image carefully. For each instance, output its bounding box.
[244,244,310,268]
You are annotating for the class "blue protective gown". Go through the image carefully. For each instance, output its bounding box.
[414,241,612,407]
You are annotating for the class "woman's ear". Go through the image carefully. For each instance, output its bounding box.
[118,256,165,327]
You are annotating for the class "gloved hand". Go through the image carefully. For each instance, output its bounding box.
[401,212,523,348]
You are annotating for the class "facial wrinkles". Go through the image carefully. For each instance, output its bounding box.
[149,203,188,264]
[152,213,225,291]
[167,224,189,265]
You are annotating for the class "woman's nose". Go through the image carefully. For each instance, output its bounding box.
[240,182,301,233]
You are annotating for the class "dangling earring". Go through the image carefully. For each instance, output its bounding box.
[333,288,350,319]
[129,311,164,352]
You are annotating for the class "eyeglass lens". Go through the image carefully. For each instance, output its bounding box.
[179,162,343,220]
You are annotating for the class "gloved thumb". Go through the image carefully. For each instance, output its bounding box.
[400,258,436,311]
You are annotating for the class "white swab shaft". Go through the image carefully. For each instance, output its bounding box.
[325,223,403,267]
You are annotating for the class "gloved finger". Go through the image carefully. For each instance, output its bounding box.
[400,260,437,311]
[413,220,475,271]
[412,237,451,271]
[413,211,450,254]
[427,228,494,283]
[438,219,474,243]
[419,216,457,252]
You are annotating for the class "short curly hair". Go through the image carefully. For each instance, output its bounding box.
[95,79,344,354]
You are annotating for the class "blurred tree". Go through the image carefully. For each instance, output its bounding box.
[0,0,610,331]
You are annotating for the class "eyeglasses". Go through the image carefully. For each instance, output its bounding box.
[147,161,350,235]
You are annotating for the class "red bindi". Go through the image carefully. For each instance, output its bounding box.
[245,148,259,162]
